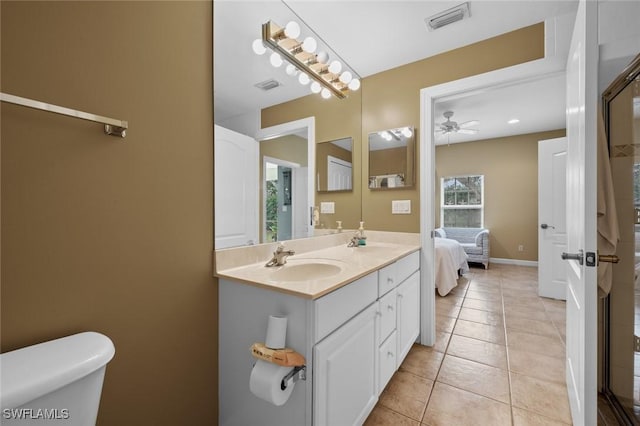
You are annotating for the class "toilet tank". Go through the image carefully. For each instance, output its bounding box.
[0,332,115,425]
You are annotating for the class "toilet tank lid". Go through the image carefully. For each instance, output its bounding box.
[0,332,115,409]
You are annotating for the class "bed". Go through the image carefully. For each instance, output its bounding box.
[435,237,469,296]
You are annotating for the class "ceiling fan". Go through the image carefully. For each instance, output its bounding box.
[436,111,479,135]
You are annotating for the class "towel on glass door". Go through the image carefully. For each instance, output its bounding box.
[597,104,620,298]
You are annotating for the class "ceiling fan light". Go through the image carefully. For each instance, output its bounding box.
[252,39,266,55]
[284,21,301,39]
[348,78,360,91]
[401,127,413,137]
[321,88,331,99]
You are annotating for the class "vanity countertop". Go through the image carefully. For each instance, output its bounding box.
[214,231,420,299]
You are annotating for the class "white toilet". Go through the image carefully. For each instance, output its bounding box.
[0,332,115,425]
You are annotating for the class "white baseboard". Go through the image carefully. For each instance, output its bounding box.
[489,257,538,267]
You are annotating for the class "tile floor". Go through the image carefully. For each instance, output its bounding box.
[365,263,571,426]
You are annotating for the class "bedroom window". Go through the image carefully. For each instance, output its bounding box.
[441,175,484,228]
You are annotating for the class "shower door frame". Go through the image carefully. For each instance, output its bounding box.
[601,53,640,426]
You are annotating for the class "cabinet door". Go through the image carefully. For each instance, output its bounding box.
[397,271,420,366]
[314,302,379,426]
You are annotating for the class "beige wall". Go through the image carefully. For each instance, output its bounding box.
[370,147,407,177]
[1,2,217,425]
[263,23,545,234]
[435,129,565,261]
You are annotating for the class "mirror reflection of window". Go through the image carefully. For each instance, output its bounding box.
[368,127,415,189]
[316,137,353,192]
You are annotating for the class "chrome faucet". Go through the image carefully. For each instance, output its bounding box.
[265,243,295,267]
[347,234,360,248]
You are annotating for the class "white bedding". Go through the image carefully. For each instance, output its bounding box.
[435,237,469,296]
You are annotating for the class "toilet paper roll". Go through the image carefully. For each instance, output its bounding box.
[265,315,287,349]
[249,360,294,406]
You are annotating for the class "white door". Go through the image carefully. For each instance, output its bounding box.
[327,156,352,191]
[538,137,568,300]
[564,1,598,423]
[292,167,308,240]
[214,125,259,249]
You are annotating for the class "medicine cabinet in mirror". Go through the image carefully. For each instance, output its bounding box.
[316,137,353,192]
[368,126,415,189]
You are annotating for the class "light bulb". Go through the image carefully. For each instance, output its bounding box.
[402,127,413,137]
[284,21,300,39]
[316,51,329,64]
[252,39,266,55]
[310,82,322,94]
[348,78,361,91]
[302,37,317,53]
[285,64,297,76]
[339,71,353,84]
[269,52,283,67]
[298,72,310,85]
[321,88,331,99]
[328,60,342,74]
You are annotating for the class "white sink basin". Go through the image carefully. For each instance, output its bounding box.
[269,259,346,282]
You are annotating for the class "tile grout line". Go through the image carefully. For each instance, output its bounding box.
[422,272,471,424]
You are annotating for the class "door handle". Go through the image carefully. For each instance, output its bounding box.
[599,254,619,264]
[541,223,555,229]
[561,250,584,265]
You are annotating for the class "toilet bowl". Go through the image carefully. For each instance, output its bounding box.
[0,332,115,425]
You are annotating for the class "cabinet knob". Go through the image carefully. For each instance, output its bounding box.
[387,351,394,357]
[387,304,394,311]
[376,311,382,317]
[398,294,404,299]
[387,277,394,284]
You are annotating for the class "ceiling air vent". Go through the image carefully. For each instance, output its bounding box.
[425,2,470,32]
[254,79,282,91]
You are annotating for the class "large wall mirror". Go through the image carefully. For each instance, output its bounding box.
[214,1,363,247]
[368,127,415,189]
[316,137,353,192]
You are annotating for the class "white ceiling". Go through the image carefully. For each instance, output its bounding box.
[214,0,579,139]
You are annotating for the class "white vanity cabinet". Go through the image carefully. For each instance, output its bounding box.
[375,250,420,393]
[217,247,421,426]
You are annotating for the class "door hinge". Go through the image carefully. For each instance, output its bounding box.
[635,335,640,352]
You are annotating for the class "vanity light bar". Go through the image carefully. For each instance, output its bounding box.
[260,21,358,100]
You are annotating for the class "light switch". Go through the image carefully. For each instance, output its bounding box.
[392,200,411,214]
[320,202,335,214]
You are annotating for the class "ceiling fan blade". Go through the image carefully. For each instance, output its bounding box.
[457,129,479,134]
[459,120,479,129]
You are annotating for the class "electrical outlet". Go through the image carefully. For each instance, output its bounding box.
[320,202,335,214]
[518,245,524,252]
[392,200,411,214]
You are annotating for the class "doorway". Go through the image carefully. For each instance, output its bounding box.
[263,158,299,242]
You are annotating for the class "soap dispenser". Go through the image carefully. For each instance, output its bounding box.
[336,221,343,233]
[357,221,367,246]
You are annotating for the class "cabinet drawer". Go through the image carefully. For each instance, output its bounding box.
[314,272,378,343]
[378,331,398,394]
[378,262,397,297]
[378,289,396,344]
[396,250,420,284]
